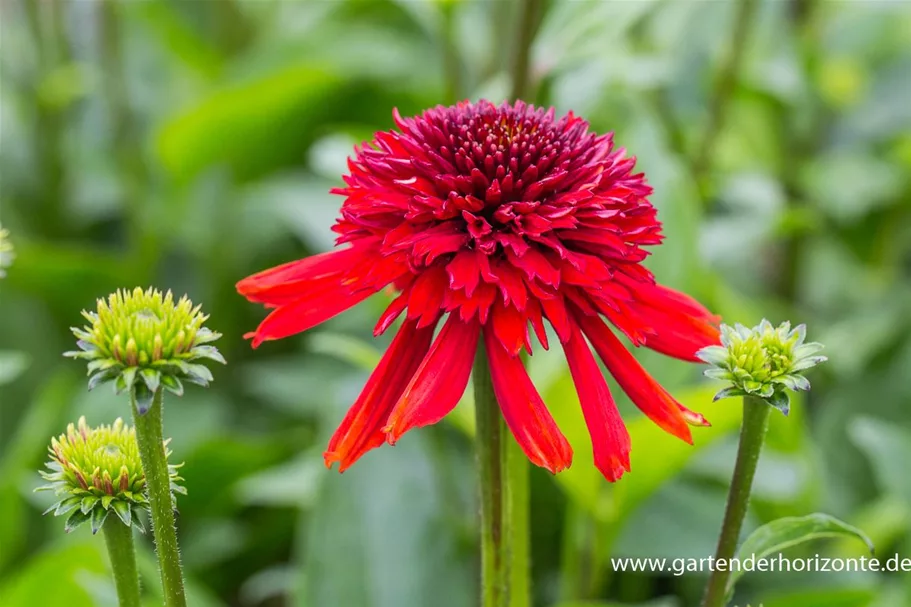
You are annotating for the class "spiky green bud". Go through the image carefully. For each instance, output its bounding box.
[0,223,14,278]
[697,320,826,415]
[65,287,225,413]
[36,417,185,534]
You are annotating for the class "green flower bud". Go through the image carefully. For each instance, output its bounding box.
[0,223,14,278]
[36,417,185,534]
[696,320,827,415]
[65,287,225,413]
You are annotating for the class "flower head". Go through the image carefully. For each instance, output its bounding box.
[66,287,225,413]
[697,320,826,415]
[0,223,14,278]
[36,417,184,534]
[238,100,720,482]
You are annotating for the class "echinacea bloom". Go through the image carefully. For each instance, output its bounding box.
[238,100,720,482]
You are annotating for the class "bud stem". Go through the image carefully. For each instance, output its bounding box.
[102,514,141,607]
[131,388,187,607]
[701,394,772,607]
[474,345,530,607]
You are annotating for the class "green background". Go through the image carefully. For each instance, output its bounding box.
[1,1,910,606]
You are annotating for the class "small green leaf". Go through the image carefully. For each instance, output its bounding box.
[727,513,874,596]
[53,496,82,516]
[64,509,91,533]
[86,358,116,373]
[713,386,746,402]
[766,390,791,416]
[130,509,145,533]
[80,496,98,515]
[112,500,132,527]
[133,382,155,414]
[160,375,184,396]
[101,495,114,509]
[87,368,118,391]
[189,344,226,365]
[90,506,109,534]
[182,363,213,386]
[140,368,161,393]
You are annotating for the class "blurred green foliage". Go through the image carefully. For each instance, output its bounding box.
[1,1,910,606]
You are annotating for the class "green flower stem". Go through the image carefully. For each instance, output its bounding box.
[131,388,187,607]
[102,515,142,607]
[474,346,530,607]
[701,395,772,607]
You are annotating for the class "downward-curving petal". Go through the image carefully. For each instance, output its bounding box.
[245,287,375,348]
[575,311,693,444]
[561,323,631,482]
[484,331,573,473]
[236,248,360,306]
[383,315,481,443]
[324,320,435,471]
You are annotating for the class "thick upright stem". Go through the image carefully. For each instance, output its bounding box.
[701,395,771,607]
[474,347,530,607]
[131,389,187,607]
[102,516,142,607]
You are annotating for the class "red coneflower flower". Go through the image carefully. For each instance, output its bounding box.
[238,100,719,482]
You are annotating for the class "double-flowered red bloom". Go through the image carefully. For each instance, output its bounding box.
[238,100,720,482]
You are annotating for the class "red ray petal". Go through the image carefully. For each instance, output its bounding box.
[490,300,530,356]
[246,287,374,348]
[324,320,435,471]
[236,248,360,306]
[575,311,694,444]
[561,323,631,482]
[383,315,481,442]
[629,283,720,361]
[484,331,572,473]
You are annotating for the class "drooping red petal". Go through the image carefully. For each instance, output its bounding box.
[490,300,530,356]
[630,283,720,362]
[383,315,481,443]
[236,248,359,305]
[324,320,435,471]
[575,311,693,444]
[483,331,572,473]
[245,287,374,348]
[639,306,720,362]
[561,323,631,482]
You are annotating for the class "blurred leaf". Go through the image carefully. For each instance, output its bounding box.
[0,540,106,606]
[235,454,321,508]
[297,434,474,607]
[760,587,879,607]
[0,351,29,385]
[0,368,81,571]
[4,241,131,316]
[830,496,910,559]
[728,514,874,596]
[555,600,678,607]
[801,150,904,223]
[157,65,343,182]
[614,481,733,560]
[308,332,383,372]
[849,416,911,502]
[136,1,224,76]
[543,379,741,520]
